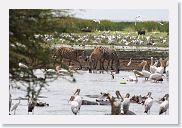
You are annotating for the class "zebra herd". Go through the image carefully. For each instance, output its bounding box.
[53,46,120,73]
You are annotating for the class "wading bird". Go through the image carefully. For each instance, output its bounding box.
[139,60,151,80]
[69,89,82,115]
[122,93,130,114]
[150,57,158,74]
[144,92,153,114]
[106,91,123,115]
[149,73,164,83]
[159,94,169,115]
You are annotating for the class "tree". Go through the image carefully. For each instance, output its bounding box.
[9,9,75,114]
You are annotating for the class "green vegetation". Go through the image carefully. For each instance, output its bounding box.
[40,17,169,33]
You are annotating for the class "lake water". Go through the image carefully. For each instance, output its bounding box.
[10,70,169,115]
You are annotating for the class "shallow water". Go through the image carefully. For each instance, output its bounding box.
[10,71,169,115]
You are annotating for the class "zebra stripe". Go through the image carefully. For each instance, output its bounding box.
[54,47,85,69]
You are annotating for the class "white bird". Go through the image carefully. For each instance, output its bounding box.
[128,71,138,82]
[122,93,130,115]
[93,19,100,24]
[69,89,82,115]
[149,73,163,82]
[150,57,158,74]
[155,58,165,74]
[11,99,21,115]
[55,65,70,75]
[144,92,153,114]
[159,94,169,115]
[127,58,132,66]
[106,91,123,115]
[18,62,28,69]
[135,15,142,26]
[159,22,164,26]
[139,60,151,80]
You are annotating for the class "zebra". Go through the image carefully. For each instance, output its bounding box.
[53,47,85,69]
[88,46,105,72]
[88,46,120,73]
[101,47,120,73]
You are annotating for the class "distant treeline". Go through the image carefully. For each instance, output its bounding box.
[49,17,169,33]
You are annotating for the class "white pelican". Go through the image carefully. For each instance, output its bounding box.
[127,58,132,66]
[159,94,169,115]
[69,89,82,115]
[144,92,153,114]
[150,57,158,73]
[149,73,164,82]
[128,71,138,82]
[155,58,165,74]
[106,91,123,115]
[139,60,151,80]
[122,93,130,115]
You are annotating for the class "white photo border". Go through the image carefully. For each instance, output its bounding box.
[0,0,178,124]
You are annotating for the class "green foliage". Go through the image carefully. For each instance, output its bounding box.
[44,17,169,33]
[9,9,74,105]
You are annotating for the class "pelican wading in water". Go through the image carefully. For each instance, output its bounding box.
[122,93,130,115]
[159,94,169,115]
[144,92,153,114]
[128,71,138,82]
[155,58,165,74]
[69,89,82,115]
[106,91,123,115]
[150,57,158,74]
[149,73,164,83]
[139,60,151,80]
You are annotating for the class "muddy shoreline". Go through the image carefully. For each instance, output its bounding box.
[61,50,169,71]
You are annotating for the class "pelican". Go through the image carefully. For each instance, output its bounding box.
[106,91,123,115]
[139,60,151,80]
[127,58,132,66]
[128,71,138,82]
[149,73,164,82]
[155,58,165,74]
[11,99,21,115]
[150,57,158,73]
[122,93,130,115]
[159,94,169,115]
[69,89,82,115]
[144,92,153,114]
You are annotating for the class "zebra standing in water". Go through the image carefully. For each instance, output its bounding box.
[88,46,105,72]
[53,47,85,69]
[88,46,120,73]
[101,47,120,73]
